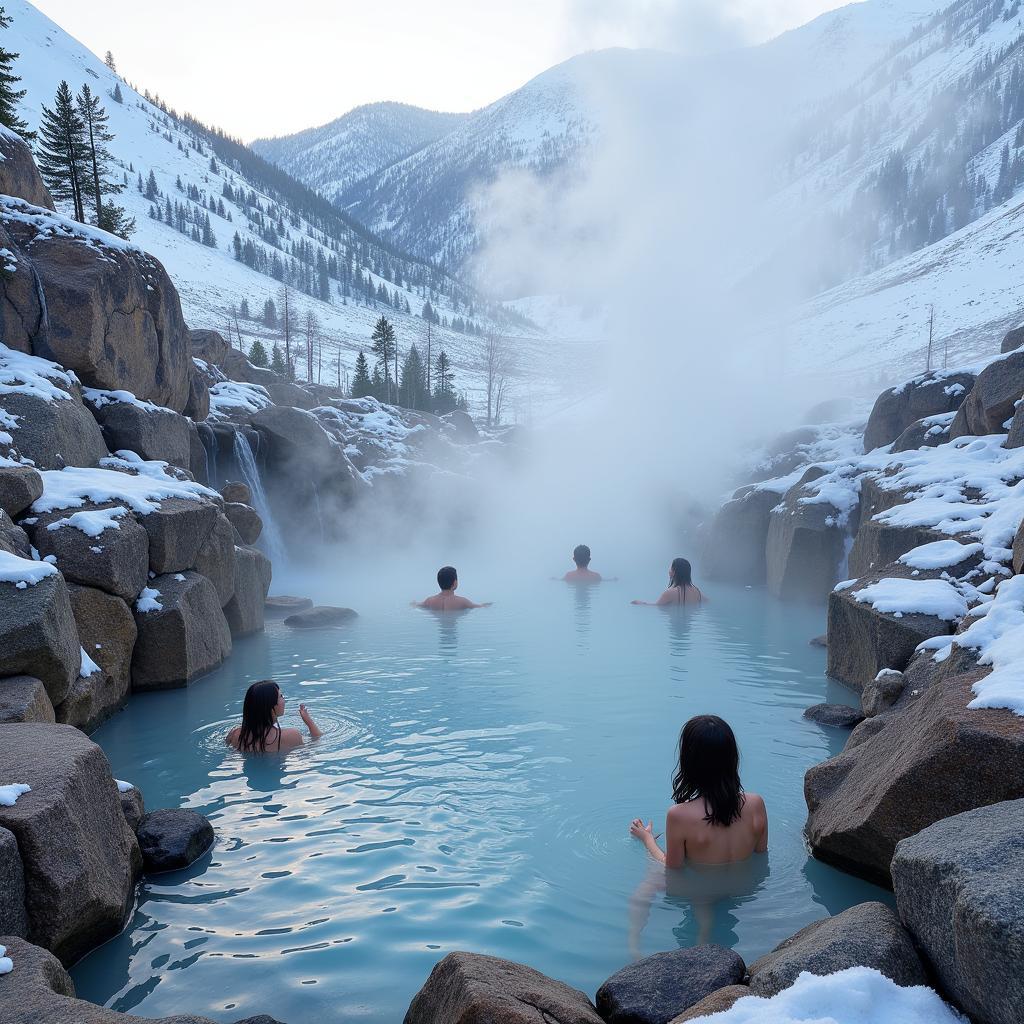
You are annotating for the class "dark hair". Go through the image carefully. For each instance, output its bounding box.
[670,557,693,591]
[437,565,457,591]
[671,715,744,827]
[237,680,281,753]
[573,544,591,567]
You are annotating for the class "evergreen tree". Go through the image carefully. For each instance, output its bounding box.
[37,81,88,221]
[145,169,158,200]
[370,315,397,403]
[433,349,456,413]
[0,6,30,138]
[239,297,250,319]
[270,343,285,374]
[104,50,117,72]
[76,84,132,237]
[110,82,124,104]
[352,350,373,398]
[399,344,427,410]
[262,297,277,328]
[248,338,269,367]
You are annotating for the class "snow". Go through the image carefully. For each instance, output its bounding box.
[852,578,968,620]
[116,780,135,793]
[80,647,101,677]
[136,587,162,613]
[208,380,272,419]
[0,943,10,976]
[0,549,58,587]
[81,387,161,412]
[0,195,141,253]
[899,540,983,570]
[46,505,131,538]
[0,343,78,403]
[0,783,30,806]
[684,967,963,1023]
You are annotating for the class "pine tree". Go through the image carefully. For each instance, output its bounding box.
[270,343,285,374]
[104,50,117,72]
[248,339,269,367]
[239,297,250,319]
[433,349,456,413]
[37,81,88,221]
[400,344,427,410]
[0,6,30,138]
[76,84,132,237]
[263,297,277,328]
[352,350,373,398]
[111,82,123,104]
[145,169,158,200]
[370,315,397,403]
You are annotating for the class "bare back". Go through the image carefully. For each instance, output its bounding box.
[226,723,305,753]
[419,591,476,611]
[656,584,703,607]
[665,793,767,867]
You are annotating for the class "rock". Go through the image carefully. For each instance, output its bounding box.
[220,481,252,504]
[188,420,209,485]
[950,350,1024,438]
[265,595,313,617]
[88,399,192,469]
[0,723,141,964]
[224,501,263,545]
[1000,325,1024,353]
[0,675,54,724]
[809,634,827,647]
[803,703,864,729]
[748,902,928,997]
[119,786,145,833]
[140,497,219,574]
[0,509,30,557]
[441,409,479,443]
[136,808,214,872]
[404,951,604,1024]
[224,546,272,637]
[283,605,357,629]
[184,364,210,422]
[0,388,109,469]
[596,946,746,1024]
[766,477,846,603]
[0,131,55,210]
[193,514,237,606]
[131,571,232,690]
[805,650,1024,885]
[0,466,42,518]
[0,826,27,937]
[891,413,953,452]
[701,487,779,584]
[263,380,318,410]
[847,521,954,579]
[668,986,751,1023]
[0,221,44,356]
[1015,519,1024,575]
[27,505,150,602]
[892,799,1024,1024]
[1005,402,1024,449]
[0,574,80,705]
[862,669,906,717]
[188,328,231,366]
[864,371,975,452]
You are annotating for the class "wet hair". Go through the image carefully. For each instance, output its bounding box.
[670,557,693,591]
[573,544,591,568]
[437,565,458,591]
[671,715,744,827]
[237,680,281,753]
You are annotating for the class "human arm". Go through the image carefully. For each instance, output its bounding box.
[749,794,768,853]
[630,810,686,868]
[299,704,322,740]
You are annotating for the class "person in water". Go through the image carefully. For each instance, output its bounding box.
[562,544,603,583]
[632,557,704,606]
[226,680,322,753]
[414,566,492,610]
[630,715,768,867]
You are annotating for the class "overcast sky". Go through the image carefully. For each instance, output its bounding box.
[31,0,851,141]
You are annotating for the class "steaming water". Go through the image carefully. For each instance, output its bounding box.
[73,576,888,1022]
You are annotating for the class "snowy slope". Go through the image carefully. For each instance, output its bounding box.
[251,103,468,204]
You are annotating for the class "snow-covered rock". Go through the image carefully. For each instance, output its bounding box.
[863,371,975,453]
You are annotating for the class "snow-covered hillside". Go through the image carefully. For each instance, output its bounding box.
[251,102,468,205]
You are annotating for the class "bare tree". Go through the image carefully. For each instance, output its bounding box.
[480,332,515,427]
[279,283,293,377]
[304,309,319,383]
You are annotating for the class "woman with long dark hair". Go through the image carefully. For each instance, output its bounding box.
[226,680,322,753]
[629,715,767,866]
[632,557,704,606]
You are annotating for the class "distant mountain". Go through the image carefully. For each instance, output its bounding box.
[251,102,469,203]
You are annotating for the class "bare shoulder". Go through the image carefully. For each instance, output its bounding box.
[280,728,305,747]
[744,792,767,814]
[667,801,699,821]
[225,727,240,747]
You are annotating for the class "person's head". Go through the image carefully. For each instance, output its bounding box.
[670,557,693,589]
[238,680,284,753]
[437,565,458,592]
[671,715,743,827]
[572,544,592,568]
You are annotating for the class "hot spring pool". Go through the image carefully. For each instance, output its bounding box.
[72,575,889,1021]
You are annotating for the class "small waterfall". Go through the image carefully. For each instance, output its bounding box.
[232,431,287,566]
[311,481,326,543]
[197,423,218,487]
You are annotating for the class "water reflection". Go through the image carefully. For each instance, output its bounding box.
[664,607,695,681]
[570,582,593,646]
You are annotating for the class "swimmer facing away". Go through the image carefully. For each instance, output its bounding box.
[630,715,768,866]
[561,544,604,583]
[414,565,492,611]
[226,680,322,753]
[632,556,704,606]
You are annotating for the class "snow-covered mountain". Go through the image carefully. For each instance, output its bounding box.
[251,102,468,204]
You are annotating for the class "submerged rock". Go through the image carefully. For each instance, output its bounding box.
[803,703,864,729]
[283,605,357,629]
[137,808,214,873]
[264,595,313,617]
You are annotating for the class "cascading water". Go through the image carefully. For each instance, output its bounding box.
[311,481,326,543]
[232,431,287,566]
[197,423,218,487]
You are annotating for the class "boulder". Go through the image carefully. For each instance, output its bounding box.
[0,222,43,356]
[221,481,252,504]
[805,650,1024,885]
[265,595,313,617]
[136,808,214,873]
[119,786,145,833]
[803,703,864,729]
[404,951,604,1024]
[188,420,209,485]
[0,825,27,937]
[861,668,906,717]
[263,380,318,410]
[140,497,219,574]
[864,371,975,452]
[1005,402,1024,449]
[1015,519,1024,575]
[0,675,54,724]
[596,946,746,1024]
[0,723,141,964]
[892,799,1024,1024]
[0,388,109,469]
[193,514,237,606]
[747,901,928,997]
[224,546,272,637]
[0,509,29,557]
[88,399,192,469]
[441,409,479,443]
[184,365,210,422]
[1000,325,1024,353]
[0,574,80,705]
[131,572,232,690]
[950,350,1024,438]
[0,131,54,210]
[847,521,953,579]
[283,605,357,629]
[188,328,231,366]
[0,465,42,518]
[701,487,779,584]
[27,505,150,601]
[224,501,263,544]
[891,413,953,452]
[668,987,750,1023]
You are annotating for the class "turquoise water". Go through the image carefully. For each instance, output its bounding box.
[72,574,889,1022]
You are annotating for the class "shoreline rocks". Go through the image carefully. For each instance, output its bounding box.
[136,809,214,873]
